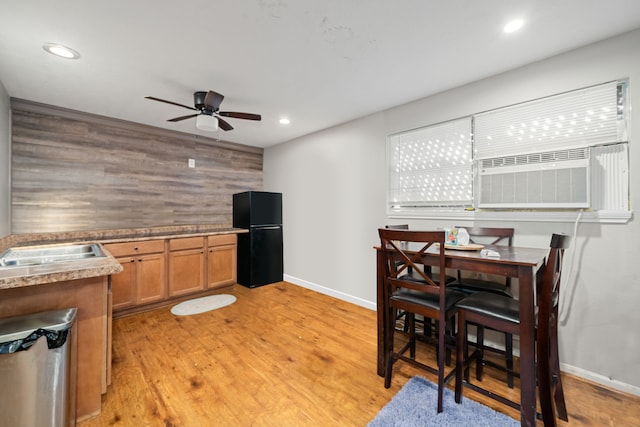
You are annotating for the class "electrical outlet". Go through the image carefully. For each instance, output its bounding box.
[188,158,195,168]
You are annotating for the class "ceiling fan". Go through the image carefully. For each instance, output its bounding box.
[145,90,261,132]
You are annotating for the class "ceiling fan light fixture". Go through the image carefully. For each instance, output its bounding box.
[196,114,219,132]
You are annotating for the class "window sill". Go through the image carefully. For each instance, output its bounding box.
[388,209,632,224]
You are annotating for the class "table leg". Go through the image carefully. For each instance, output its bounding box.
[518,265,537,427]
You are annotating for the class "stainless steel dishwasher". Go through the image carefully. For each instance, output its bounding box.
[0,308,77,427]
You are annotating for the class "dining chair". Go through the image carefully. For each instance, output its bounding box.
[385,225,418,334]
[385,224,455,337]
[450,226,514,296]
[378,228,466,413]
[454,233,570,427]
[449,226,516,387]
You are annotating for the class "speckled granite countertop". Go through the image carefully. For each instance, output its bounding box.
[0,224,247,289]
[0,224,247,252]
[0,249,124,289]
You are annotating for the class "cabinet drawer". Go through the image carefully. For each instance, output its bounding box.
[105,239,165,257]
[169,236,205,251]
[207,234,237,247]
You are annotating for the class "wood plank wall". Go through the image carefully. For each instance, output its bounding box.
[10,99,264,233]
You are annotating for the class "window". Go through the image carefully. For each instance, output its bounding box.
[388,118,472,210]
[387,80,630,223]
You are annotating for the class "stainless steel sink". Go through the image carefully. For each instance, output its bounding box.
[0,243,106,268]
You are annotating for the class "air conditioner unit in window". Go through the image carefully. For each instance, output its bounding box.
[477,148,590,209]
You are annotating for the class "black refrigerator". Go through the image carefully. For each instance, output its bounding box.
[233,191,283,288]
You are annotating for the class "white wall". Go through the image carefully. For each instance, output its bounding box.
[264,29,640,393]
[0,80,10,237]
[265,113,388,307]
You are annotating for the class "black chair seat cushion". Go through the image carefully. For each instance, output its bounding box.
[456,292,520,324]
[448,277,513,298]
[399,271,456,285]
[391,288,466,311]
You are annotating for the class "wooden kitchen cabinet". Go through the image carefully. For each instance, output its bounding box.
[169,236,206,297]
[207,234,237,289]
[110,257,136,309]
[104,233,237,316]
[105,240,166,310]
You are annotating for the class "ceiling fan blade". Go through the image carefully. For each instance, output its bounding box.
[204,90,224,110]
[145,96,197,111]
[218,117,234,131]
[167,114,199,122]
[218,111,262,121]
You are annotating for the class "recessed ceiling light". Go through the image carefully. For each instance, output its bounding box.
[279,118,290,125]
[503,19,524,33]
[43,43,81,59]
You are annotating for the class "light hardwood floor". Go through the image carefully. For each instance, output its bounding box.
[79,282,639,426]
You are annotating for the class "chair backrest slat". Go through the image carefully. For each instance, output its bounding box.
[454,226,515,285]
[378,228,446,297]
[385,225,413,274]
[537,233,570,340]
[456,226,514,246]
[385,224,409,230]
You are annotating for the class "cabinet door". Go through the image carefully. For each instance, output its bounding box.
[169,248,205,296]
[111,256,136,309]
[208,244,236,288]
[137,253,166,304]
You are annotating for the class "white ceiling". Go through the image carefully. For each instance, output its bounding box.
[2,1,640,148]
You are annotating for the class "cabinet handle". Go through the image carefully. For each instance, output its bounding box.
[130,259,135,263]
[138,258,142,262]
[134,246,139,251]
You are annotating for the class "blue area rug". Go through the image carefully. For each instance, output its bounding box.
[368,377,519,427]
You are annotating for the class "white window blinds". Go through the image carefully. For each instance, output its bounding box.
[388,118,472,209]
[386,79,630,221]
[474,81,624,159]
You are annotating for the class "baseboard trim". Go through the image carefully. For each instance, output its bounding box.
[283,274,640,398]
[283,274,376,310]
[559,363,640,397]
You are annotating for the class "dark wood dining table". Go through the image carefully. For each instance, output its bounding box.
[375,242,549,427]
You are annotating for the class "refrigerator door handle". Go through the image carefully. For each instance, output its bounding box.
[253,226,282,230]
